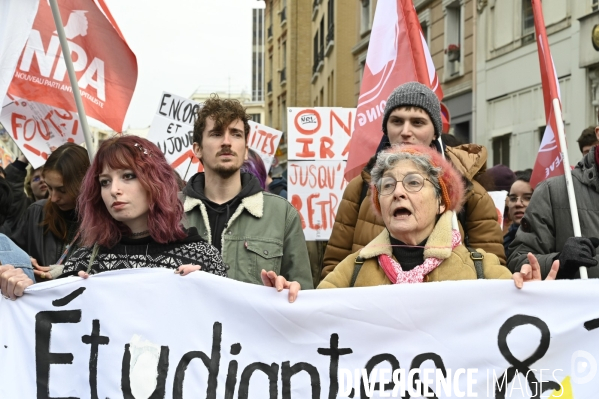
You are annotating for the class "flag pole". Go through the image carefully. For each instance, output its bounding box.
[48,0,95,161]
[552,98,588,279]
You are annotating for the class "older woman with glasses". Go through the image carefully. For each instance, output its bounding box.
[313,144,512,288]
[503,169,533,258]
[262,145,557,301]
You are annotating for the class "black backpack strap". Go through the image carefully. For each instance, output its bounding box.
[349,256,365,287]
[467,247,484,279]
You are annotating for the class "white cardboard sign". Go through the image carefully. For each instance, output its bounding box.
[1,270,598,398]
[146,92,202,181]
[287,107,355,240]
[287,160,348,240]
[287,107,354,161]
[0,94,84,168]
[488,190,508,231]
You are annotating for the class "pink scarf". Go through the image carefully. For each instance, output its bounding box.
[378,230,461,284]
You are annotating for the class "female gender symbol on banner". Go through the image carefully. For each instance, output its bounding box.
[495,315,561,398]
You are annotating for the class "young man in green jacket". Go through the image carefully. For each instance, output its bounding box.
[183,96,313,289]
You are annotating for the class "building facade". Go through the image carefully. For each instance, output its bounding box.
[475,0,597,170]
[310,0,357,108]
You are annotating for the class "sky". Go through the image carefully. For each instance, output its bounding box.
[100,0,262,130]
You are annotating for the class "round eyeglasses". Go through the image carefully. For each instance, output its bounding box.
[507,194,533,205]
[378,174,431,196]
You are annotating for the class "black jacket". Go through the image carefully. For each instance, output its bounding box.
[10,200,79,266]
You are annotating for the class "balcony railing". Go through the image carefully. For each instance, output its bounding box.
[325,25,334,56]
[280,67,287,84]
[280,8,287,24]
[312,50,324,75]
[267,80,273,94]
[327,24,334,43]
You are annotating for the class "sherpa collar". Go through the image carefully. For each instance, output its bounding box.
[358,211,455,261]
[184,191,264,219]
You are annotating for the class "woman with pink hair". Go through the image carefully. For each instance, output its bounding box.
[0,136,226,298]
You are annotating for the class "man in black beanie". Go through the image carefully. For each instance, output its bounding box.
[321,82,505,279]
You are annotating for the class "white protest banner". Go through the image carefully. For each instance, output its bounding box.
[287,160,348,240]
[146,92,202,181]
[1,269,599,398]
[0,94,83,168]
[488,190,508,231]
[248,120,283,171]
[287,107,354,161]
[148,92,284,180]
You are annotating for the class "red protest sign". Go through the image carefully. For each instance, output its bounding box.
[7,0,137,132]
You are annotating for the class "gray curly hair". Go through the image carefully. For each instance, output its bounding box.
[371,145,442,197]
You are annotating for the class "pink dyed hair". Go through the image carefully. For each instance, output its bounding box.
[370,144,466,218]
[77,135,186,248]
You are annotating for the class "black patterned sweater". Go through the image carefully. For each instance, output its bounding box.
[60,227,227,277]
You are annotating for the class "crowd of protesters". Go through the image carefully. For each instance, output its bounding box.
[5,81,599,302]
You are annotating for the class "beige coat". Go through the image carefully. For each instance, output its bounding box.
[319,212,512,288]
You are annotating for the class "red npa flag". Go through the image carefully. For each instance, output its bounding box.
[7,0,137,132]
[530,0,563,188]
[345,0,443,181]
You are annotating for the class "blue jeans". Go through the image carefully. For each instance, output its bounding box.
[0,234,35,280]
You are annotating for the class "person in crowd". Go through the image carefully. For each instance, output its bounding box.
[487,164,516,192]
[507,141,599,279]
[0,178,34,280]
[503,169,532,258]
[322,82,506,282]
[1,155,40,233]
[0,136,227,299]
[262,146,555,301]
[577,126,599,157]
[183,95,313,289]
[25,166,49,202]
[241,149,268,190]
[10,143,89,271]
[321,145,511,287]
[267,169,288,199]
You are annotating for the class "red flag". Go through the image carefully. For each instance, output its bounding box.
[530,0,563,188]
[7,0,137,132]
[345,0,443,181]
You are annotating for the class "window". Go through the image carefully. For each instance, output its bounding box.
[360,0,371,34]
[421,22,428,45]
[281,100,287,132]
[250,114,261,124]
[522,0,534,37]
[444,1,462,78]
[492,134,511,166]
[326,0,334,48]
[313,33,320,74]
[359,58,366,87]
[419,9,431,49]
[593,0,598,12]
[320,17,325,55]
